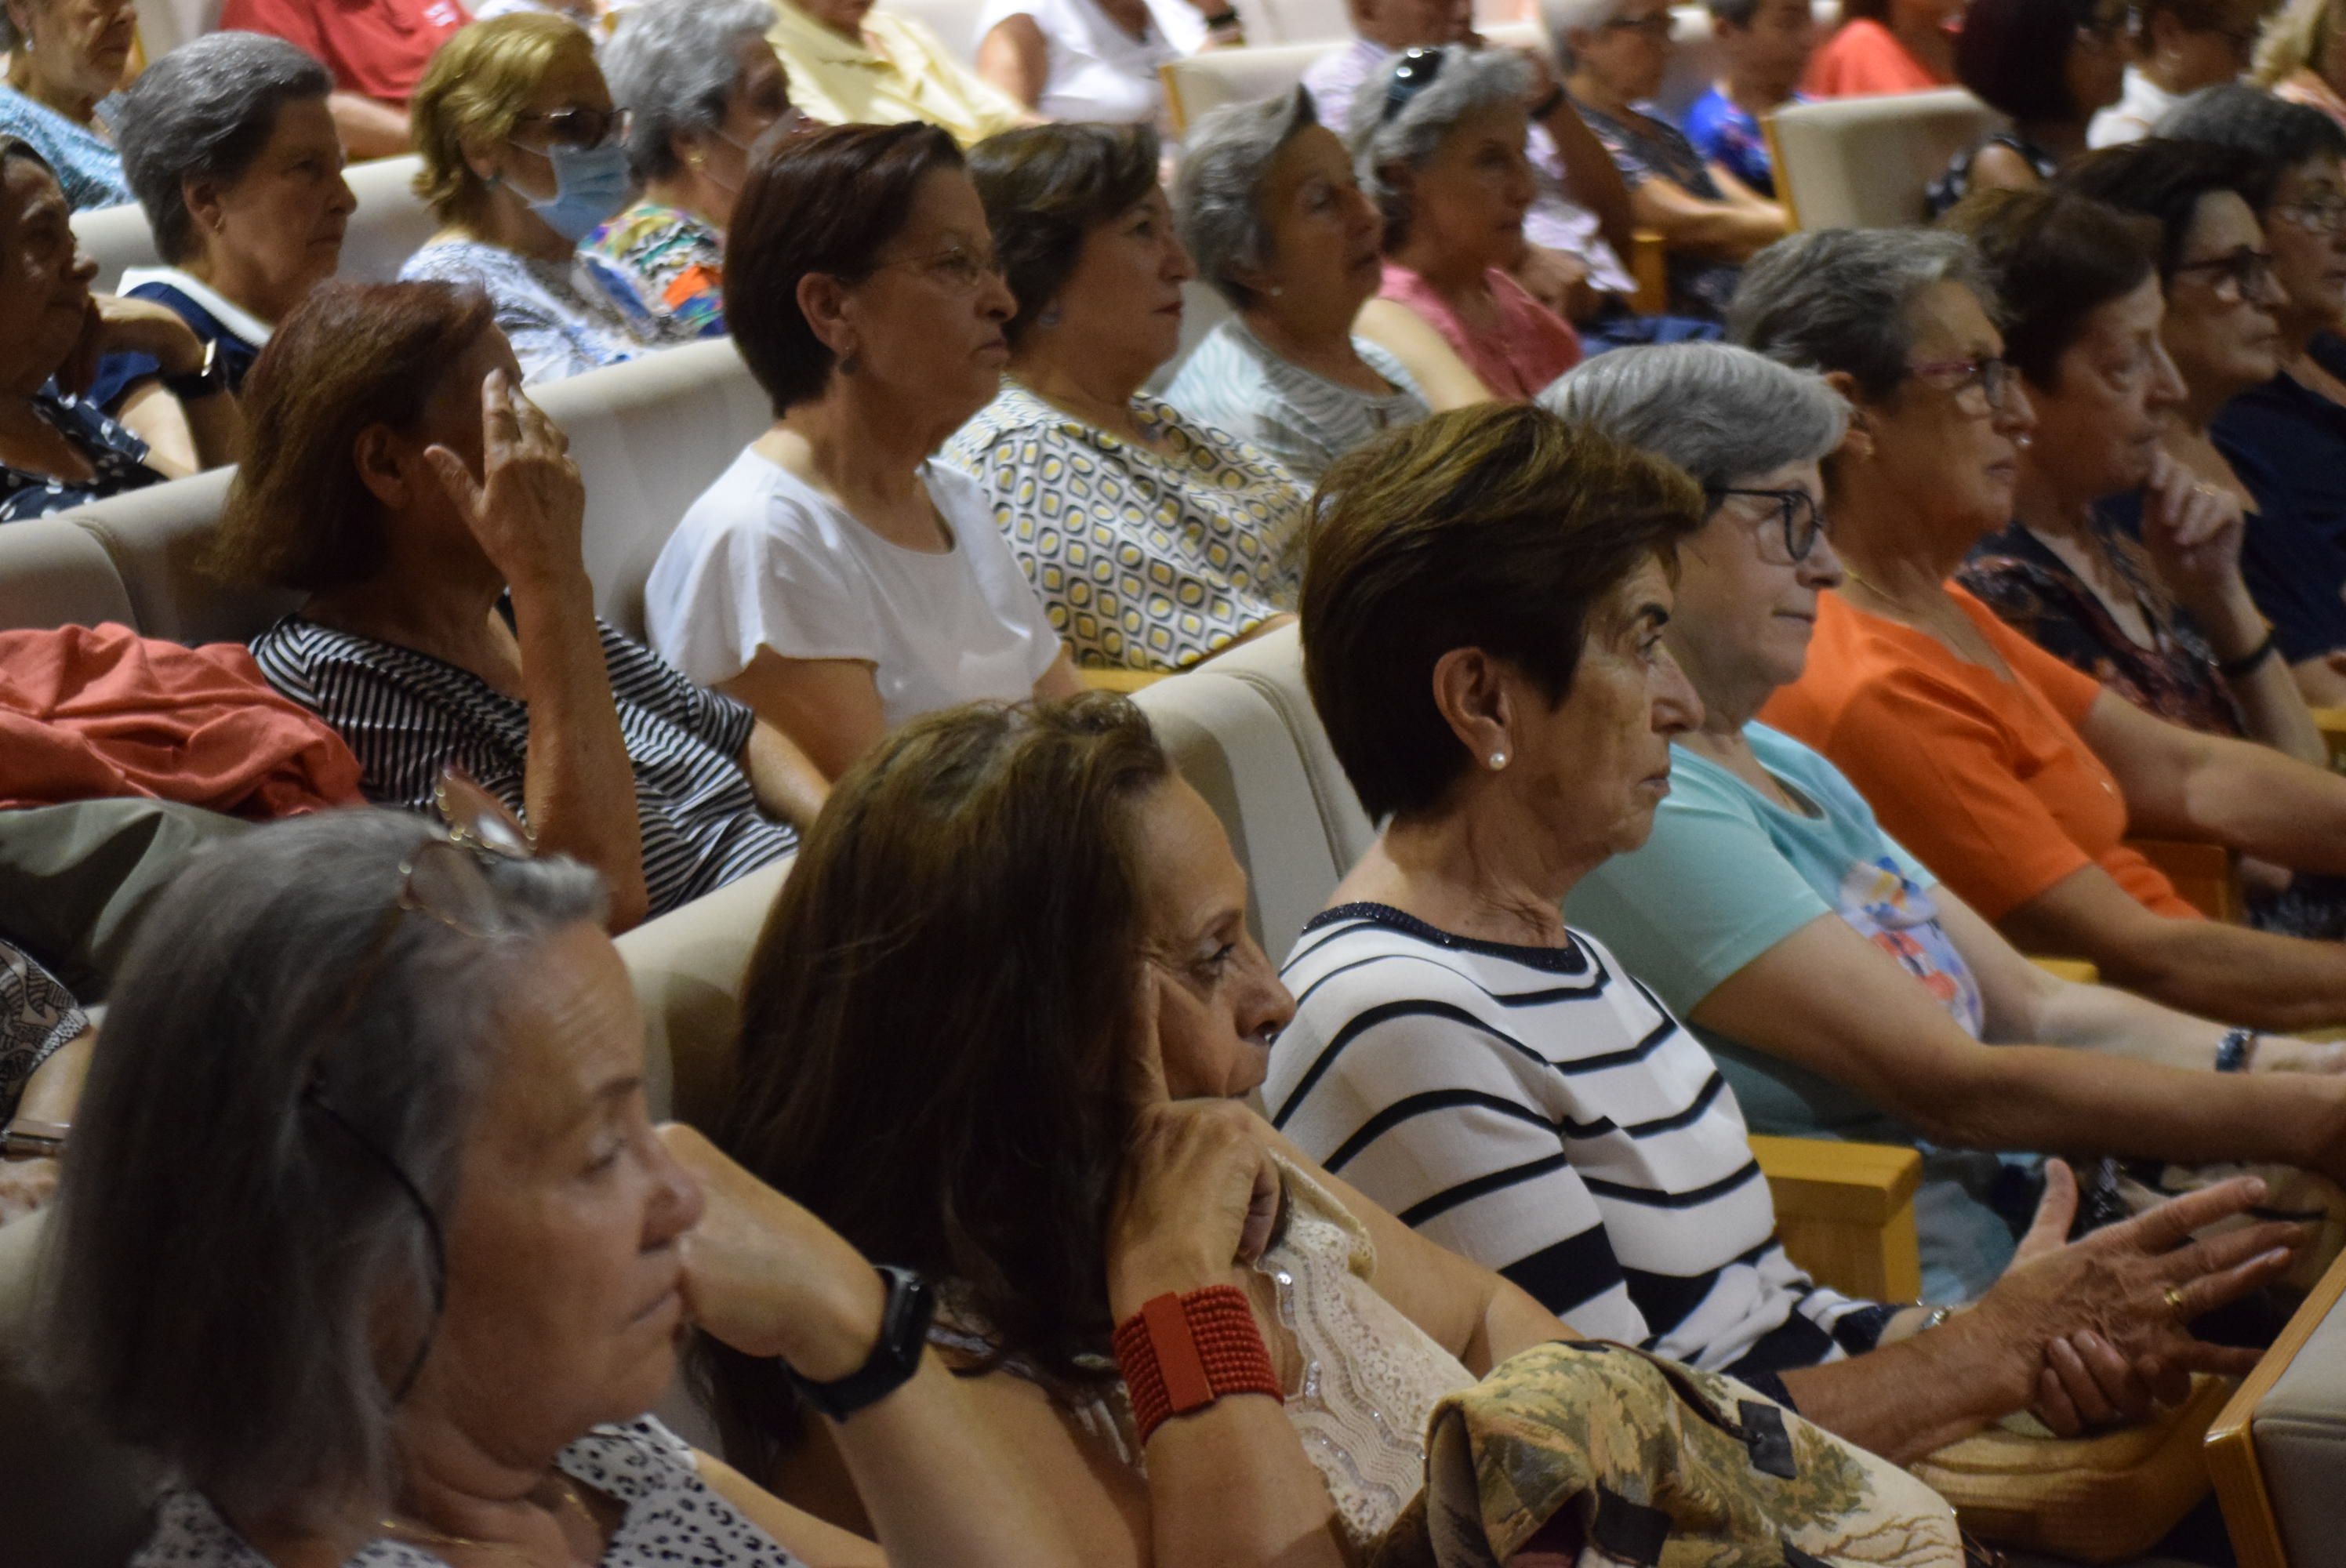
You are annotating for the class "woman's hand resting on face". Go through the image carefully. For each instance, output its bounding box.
[2137,448,2254,631]
[1960,1160,2300,1435]
[425,368,592,604]
[1106,965,1284,1321]
[56,293,210,397]
[658,1123,895,1386]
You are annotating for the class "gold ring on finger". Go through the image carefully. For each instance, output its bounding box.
[2163,1285,2188,1319]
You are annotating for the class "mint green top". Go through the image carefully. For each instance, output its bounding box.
[1567,722,2032,1301]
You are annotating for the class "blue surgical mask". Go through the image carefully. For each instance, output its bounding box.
[511,140,634,243]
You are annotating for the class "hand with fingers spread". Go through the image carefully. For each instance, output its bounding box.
[1106,967,1284,1319]
[658,1123,895,1385]
[425,367,589,600]
[1963,1160,2300,1434]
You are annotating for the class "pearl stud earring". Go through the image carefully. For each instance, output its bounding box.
[1487,751,1508,771]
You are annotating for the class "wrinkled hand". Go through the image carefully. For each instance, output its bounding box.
[58,293,208,397]
[424,368,588,597]
[0,1157,58,1228]
[658,1123,889,1383]
[1107,967,1283,1319]
[2139,449,2249,619]
[1977,1160,2299,1435]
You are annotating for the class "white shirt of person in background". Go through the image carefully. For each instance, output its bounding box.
[644,448,1064,731]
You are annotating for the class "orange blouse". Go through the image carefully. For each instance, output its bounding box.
[1760,586,2201,923]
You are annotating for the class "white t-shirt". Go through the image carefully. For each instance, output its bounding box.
[973,0,1194,126]
[645,448,1063,731]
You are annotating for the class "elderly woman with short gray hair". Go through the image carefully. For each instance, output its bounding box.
[89,32,351,474]
[1546,341,2346,1304]
[0,0,133,210]
[1163,89,1436,485]
[42,804,1084,1567]
[1739,226,2346,1037]
[1348,45,1582,401]
[590,0,804,337]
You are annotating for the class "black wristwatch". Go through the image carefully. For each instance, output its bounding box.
[784,1265,935,1422]
[161,337,230,401]
[2215,1028,2260,1073]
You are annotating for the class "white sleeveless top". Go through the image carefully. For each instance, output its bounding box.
[933,1156,1476,1548]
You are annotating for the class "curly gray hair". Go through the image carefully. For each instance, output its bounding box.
[604,0,780,183]
[1175,86,1322,310]
[1346,45,1533,252]
[1542,340,1850,492]
[114,33,335,266]
[39,807,607,1532]
[1728,227,1998,401]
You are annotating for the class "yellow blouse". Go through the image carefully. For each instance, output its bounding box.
[765,0,1030,148]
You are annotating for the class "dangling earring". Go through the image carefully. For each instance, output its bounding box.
[1487,751,1508,771]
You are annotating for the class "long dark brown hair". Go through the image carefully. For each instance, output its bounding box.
[707,695,1172,1470]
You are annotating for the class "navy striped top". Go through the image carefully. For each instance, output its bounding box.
[252,613,795,920]
[1267,903,1891,1383]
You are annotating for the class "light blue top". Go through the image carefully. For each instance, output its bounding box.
[1162,319,1428,485]
[0,86,131,211]
[1566,721,2035,1302]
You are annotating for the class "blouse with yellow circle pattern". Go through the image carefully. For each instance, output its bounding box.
[942,380,1306,672]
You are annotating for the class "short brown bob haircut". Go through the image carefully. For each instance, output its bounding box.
[1302,404,1705,824]
[726,121,968,415]
[209,280,495,593]
[1941,187,2160,390]
[968,121,1160,350]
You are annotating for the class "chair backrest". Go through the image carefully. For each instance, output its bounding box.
[0,515,138,634]
[1767,87,2004,230]
[1145,278,1237,394]
[1160,20,1542,135]
[542,339,775,641]
[71,154,434,298]
[60,470,295,646]
[2209,1247,2346,1568]
[129,0,222,61]
[1243,0,1353,45]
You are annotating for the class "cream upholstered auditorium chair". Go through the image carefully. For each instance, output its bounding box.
[1764,85,2004,230]
[71,153,438,294]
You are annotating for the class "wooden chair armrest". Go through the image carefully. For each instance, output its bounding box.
[1628,229,1669,315]
[2028,956,2100,985]
[2309,706,2346,772]
[1749,1134,1923,1301]
[1080,667,1167,693]
[2126,837,2243,924]
[2209,1240,2346,1568]
[1760,111,1798,229]
[1159,62,1188,140]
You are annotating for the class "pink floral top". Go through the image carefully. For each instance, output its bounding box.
[1375,263,1582,402]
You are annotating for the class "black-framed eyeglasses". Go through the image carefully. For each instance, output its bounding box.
[1705,486,1828,563]
[1908,353,2013,413]
[300,766,535,1406]
[873,240,1007,294]
[2173,246,2279,302]
[513,104,627,150]
[2273,196,2346,235]
[1381,47,1446,123]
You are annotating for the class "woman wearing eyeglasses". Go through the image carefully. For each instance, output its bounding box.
[1550,0,1785,319]
[1551,342,2346,1304]
[1739,226,2346,1033]
[38,802,1084,1567]
[1949,184,2346,941]
[400,15,699,386]
[648,124,1079,783]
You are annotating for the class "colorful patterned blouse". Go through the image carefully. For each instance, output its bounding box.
[587,201,730,339]
[942,380,1306,671]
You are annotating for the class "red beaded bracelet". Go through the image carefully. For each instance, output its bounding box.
[1112,1284,1284,1445]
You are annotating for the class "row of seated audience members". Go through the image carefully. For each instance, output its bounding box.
[7,401,2331,1563]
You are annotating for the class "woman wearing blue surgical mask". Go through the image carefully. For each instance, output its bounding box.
[401,14,700,384]
[592,0,806,339]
